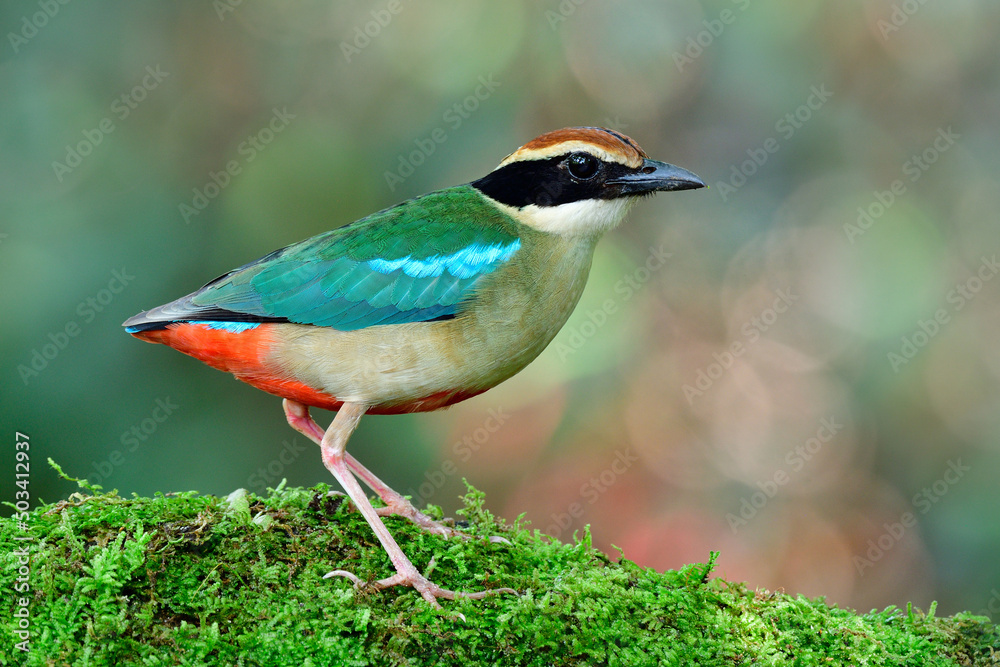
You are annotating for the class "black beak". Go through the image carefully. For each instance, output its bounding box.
[607,158,705,195]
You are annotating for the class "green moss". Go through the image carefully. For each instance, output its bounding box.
[2,474,997,666]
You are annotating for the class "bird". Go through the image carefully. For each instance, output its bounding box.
[123,126,704,607]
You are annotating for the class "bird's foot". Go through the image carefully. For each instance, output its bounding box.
[373,500,512,545]
[324,562,516,610]
[373,500,466,539]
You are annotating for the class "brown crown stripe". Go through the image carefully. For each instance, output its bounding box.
[519,127,648,162]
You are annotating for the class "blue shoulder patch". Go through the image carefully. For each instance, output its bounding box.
[366,240,521,279]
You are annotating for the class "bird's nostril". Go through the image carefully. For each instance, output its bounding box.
[641,166,655,174]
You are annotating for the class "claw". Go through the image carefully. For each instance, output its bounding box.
[324,569,364,586]
[374,504,513,545]
[374,501,469,540]
[325,566,517,609]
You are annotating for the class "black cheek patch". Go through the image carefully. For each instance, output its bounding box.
[472,157,637,208]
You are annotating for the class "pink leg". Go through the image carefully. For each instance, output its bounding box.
[283,399,466,539]
[311,401,514,607]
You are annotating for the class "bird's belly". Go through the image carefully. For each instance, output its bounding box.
[267,314,554,412]
[133,321,494,414]
[268,241,593,411]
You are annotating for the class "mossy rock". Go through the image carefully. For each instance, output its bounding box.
[2,472,997,666]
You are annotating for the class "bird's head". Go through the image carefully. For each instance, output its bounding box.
[471,126,704,237]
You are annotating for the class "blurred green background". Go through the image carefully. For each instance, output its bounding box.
[3,0,1000,620]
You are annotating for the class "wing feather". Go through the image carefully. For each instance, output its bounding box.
[124,186,522,333]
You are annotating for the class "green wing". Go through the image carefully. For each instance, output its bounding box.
[141,186,523,331]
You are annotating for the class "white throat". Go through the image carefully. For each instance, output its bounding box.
[491,197,637,237]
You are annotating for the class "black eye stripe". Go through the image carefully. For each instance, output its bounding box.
[472,154,639,208]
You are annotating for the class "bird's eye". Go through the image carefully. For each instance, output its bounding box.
[566,153,599,180]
